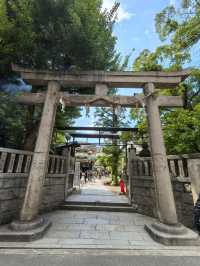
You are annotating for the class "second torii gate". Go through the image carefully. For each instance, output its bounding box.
[6,64,199,245]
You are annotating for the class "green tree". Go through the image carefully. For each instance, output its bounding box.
[162,105,200,154]
[131,49,200,155]
[0,0,118,75]
[0,0,120,150]
[0,91,27,148]
[131,0,200,154]
[95,106,129,184]
[155,0,200,51]
[94,53,132,184]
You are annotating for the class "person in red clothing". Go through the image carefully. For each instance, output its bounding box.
[119,176,125,194]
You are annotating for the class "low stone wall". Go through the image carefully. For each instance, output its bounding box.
[0,174,66,225]
[129,154,196,228]
[131,176,157,219]
[173,179,194,228]
[0,148,73,225]
[41,175,66,212]
[131,176,194,228]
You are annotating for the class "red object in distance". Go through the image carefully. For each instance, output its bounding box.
[119,178,125,193]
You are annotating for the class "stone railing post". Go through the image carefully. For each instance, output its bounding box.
[127,147,136,202]
[19,81,60,223]
[188,159,200,203]
[64,147,71,198]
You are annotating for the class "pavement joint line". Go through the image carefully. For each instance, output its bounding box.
[1,248,200,256]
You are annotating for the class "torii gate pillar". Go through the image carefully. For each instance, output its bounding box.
[10,81,60,236]
[144,83,198,245]
[144,83,178,225]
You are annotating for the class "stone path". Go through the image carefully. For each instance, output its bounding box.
[1,210,200,250]
[0,180,162,249]
[1,250,200,266]
[0,210,161,249]
[1,180,199,250]
[66,179,128,204]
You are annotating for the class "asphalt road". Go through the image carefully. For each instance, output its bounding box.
[0,250,199,266]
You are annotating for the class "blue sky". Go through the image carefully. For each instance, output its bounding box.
[108,0,171,65]
[75,0,174,131]
[103,0,178,67]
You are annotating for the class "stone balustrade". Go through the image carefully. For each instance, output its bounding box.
[48,154,67,177]
[129,153,200,228]
[0,148,68,177]
[0,148,33,177]
[131,154,200,179]
[0,147,73,225]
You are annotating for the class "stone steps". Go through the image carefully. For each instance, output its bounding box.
[60,203,137,213]
[64,201,131,207]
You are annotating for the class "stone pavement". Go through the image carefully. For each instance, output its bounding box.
[1,210,200,251]
[0,180,200,251]
[0,210,161,249]
[66,179,128,204]
[0,251,200,266]
[0,179,161,249]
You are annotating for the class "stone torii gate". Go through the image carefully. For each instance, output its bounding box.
[5,64,199,245]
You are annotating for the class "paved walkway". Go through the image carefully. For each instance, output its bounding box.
[66,179,128,204]
[0,210,160,249]
[1,180,200,251]
[1,210,200,250]
[0,180,161,249]
[1,251,200,266]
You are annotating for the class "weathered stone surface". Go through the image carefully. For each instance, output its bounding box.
[130,175,194,228]
[144,83,178,225]
[145,222,199,246]
[20,81,61,222]
[0,174,67,225]
[12,64,190,88]
[0,217,51,242]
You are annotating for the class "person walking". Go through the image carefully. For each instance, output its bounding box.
[119,176,125,195]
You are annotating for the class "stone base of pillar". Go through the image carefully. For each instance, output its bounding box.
[10,216,46,231]
[145,222,200,246]
[0,216,51,242]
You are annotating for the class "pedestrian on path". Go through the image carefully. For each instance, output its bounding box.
[119,176,125,195]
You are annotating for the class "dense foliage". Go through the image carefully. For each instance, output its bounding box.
[0,92,27,148]
[0,0,117,75]
[0,0,119,149]
[131,0,200,154]
[94,105,129,184]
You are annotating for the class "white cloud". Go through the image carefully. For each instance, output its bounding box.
[102,0,134,22]
[170,0,176,5]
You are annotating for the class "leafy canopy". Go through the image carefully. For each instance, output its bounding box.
[0,0,120,149]
[131,0,200,154]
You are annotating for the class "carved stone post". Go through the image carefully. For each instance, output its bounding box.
[127,147,136,203]
[20,81,60,223]
[188,158,200,203]
[144,83,178,225]
[64,147,71,198]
